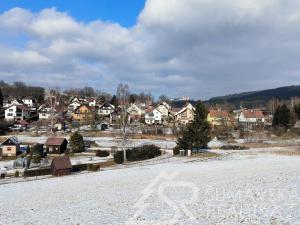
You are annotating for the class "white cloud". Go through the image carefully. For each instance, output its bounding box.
[1,1,300,99]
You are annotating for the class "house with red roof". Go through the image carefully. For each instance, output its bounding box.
[207,109,236,127]
[238,109,265,129]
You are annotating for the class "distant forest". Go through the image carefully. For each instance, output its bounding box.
[0,81,45,103]
[207,85,300,108]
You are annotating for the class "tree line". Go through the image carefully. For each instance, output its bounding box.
[0,81,45,103]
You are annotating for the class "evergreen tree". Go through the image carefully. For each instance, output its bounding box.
[294,104,300,120]
[272,104,292,129]
[69,132,85,153]
[110,95,118,107]
[176,101,211,150]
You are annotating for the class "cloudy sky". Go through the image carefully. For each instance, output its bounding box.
[1,0,300,100]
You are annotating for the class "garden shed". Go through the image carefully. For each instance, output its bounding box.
[51,156,72,176]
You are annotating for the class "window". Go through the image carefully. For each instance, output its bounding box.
[9,109,13,112]
[7,113,13,116]
[7,147,11,151]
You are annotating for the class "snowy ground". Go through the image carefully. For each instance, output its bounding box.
[0,151,300,225]
[7,135,176,150]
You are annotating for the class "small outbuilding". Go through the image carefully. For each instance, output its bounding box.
[45,137,68,155]
[1,137,20,157]
[51,156,72,176]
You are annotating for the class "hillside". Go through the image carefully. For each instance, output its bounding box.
[207,85,300,108]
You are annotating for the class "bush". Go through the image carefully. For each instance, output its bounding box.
[69,132,85,153]
[14,170,20,177]
[114,151,124,164]
[32,154,41,164]
[87,164,100,171]
[220,145,249,150]
[96,150,110,157]
[113,145,162,164]
[173,146,180,155]
[23,168,52,177]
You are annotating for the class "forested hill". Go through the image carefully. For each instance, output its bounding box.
[207,85,300,108]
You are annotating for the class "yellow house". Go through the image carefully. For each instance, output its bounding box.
[72,104,94,122]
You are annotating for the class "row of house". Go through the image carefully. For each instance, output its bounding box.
[0,137,68,157]
[1,94,270,130]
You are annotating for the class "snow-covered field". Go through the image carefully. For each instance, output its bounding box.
[9,135,176,150]
[0,153,300,225]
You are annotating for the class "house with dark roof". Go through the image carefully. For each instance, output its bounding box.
[51,156,72,176]
[4,104,30,121]
[45,137,68,155]
[0,137,20,157]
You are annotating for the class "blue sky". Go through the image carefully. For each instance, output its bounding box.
[0,0,145,27]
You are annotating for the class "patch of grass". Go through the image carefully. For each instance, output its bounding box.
[99,159,116,168]
[220,145,249,150]
[273,150,300,156]
[191,151,220,158]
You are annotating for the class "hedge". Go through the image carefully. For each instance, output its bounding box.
[114,145,161,164]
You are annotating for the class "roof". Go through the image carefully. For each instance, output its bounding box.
[45,137,67,146]
[209,110,230,119]
[15,120,29,126]
[242,110,264,119]
[175,103,195,116]
[51,156,72,170]
[2,136,20,146]
[17,104,30,111]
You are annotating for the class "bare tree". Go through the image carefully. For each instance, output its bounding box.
[46,89,61,133]
[117,83,130,163]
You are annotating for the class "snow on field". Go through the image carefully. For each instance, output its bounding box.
[0,153,300,225]
[7,135,176,150]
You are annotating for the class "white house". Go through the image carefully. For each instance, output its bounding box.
[5,105,30,121]
[98,103,115,116]
[86,98,96,107]
[175,103,195,124]
[127,103,143,121]
[238,110,265,130]
[238,109,265,124]
[145,109,162,125]
[67,101,82,114]
[38,105,56,119]
[22,97,36,107]
[156,101,171,119]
